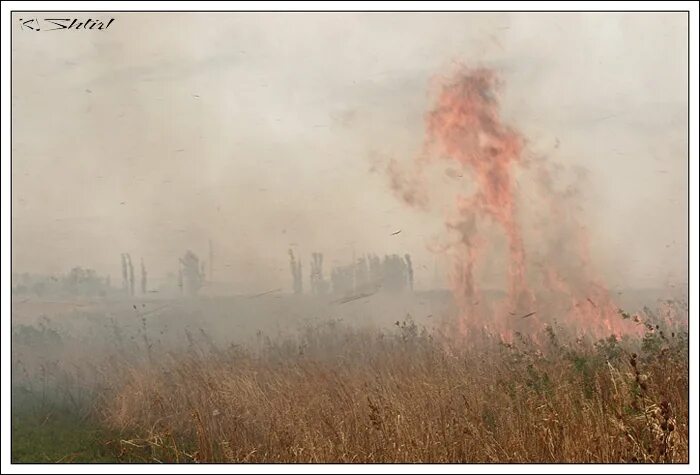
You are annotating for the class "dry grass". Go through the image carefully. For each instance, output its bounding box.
[98,315,688,463]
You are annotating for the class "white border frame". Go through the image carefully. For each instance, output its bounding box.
[1,2,697,474]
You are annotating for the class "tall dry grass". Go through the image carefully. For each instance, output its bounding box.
[97,312,688,463]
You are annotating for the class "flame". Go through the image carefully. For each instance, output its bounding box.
[392,66,642,339]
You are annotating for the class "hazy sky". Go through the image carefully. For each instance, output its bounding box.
[12,12,688,292]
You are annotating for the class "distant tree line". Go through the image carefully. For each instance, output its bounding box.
[289,250,414,296]
[12,253,154,299]
[12,268,113,298]
[12,247,415,299]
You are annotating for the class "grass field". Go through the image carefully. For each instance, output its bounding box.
[99,319,689,463]
[11,412,117,463]
[11,295,689,463]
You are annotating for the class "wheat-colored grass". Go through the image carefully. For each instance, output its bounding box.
[99,318,688,463]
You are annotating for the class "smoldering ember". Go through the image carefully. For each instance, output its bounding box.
[8,10,690,466]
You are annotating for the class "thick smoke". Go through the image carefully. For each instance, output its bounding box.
[11,13,687,295]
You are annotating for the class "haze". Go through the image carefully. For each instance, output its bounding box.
[11,12,688,293]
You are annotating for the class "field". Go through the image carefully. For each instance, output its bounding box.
[10,290,688,463]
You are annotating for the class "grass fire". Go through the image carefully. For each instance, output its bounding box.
[8,10,689,467]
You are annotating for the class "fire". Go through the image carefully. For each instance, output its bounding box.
[391,66,640,339]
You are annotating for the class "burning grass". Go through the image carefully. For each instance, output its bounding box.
[98,312,688,463]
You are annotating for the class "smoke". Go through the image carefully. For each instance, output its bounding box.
[11,12,687,295]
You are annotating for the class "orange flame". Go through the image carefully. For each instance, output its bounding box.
[392,67,642,339]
